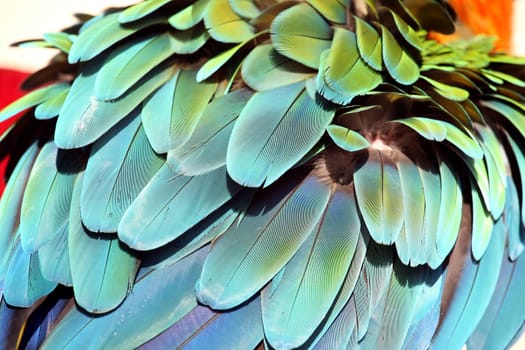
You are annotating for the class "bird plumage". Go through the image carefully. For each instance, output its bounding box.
[1,0,525,349]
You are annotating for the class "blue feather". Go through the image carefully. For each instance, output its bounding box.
[141,297,263,349]
[41,247,208,349]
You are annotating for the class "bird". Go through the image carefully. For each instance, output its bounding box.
[1,0,525,349]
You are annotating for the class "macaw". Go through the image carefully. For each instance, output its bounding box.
[1,0,525,349]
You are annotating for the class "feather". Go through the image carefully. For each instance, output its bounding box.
[381,25,419,85]
[395,153,426,266]
[141,297,263,349]
[262,189,361,349]
[468,246,525,349]
[69,173,138,313]
[168,0,209,31]
[42,32,73,53]
[118,0,172,24]
[94,32,181,101]
[432,215,506,349]
[41,247,208,349]
[227,82,334,187]
[307,232,368,349]
[196,175,331,309]
[481,99,525,137]
[196,41,244,82]
[0,143,39,279]
[68,12,167,63]
[355,16,382,71]
[204,0,254,43]
[81,110,164,233]
[395,117,447,141]
[0,83,69,123]
[19,142,81,253]
[387,9,423,49]
[429,154,462,268]
[241,45,314,91]
[354,149,404,245]
[167,88,252,175]
[326,124,369,152]
[229,0,261,19]
[37,225,72,286]
[170,25,210,54]
[505,132,525,224]
[317,28,382,105]
[270,3,333,69]
[34,87,69,120]
[118,164,241,250]
[306,0,347,24]
[470,178,494,261]
[55,59,176,149]
[142,68,217,154]
[504,177,524,260]
[3,243,56,308]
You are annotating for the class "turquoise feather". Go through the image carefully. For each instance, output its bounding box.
[94,32,181,101]
[81,110,163,233]
[118,165,241,250]
[142,69,217,154]
[196,175,331,309]
[0,143,38,279]
[3,243,56,308]
[37,225,72,286]
[19,142,80,253]
[55,60,175,149]
[261,189,361,349]
[69,173,138,313]
[354,149,404,245]
[34,87,69,120]
[167,88,252,175]
[118,0,172,24]
[504,177,524,260]
[69,12,167,63]
[227,82,334,187]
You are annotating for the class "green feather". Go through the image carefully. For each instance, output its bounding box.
[470,178,494,261]
[355,16,382,71]
[196,41,244,82]
[421,76,470,101]
[241,44,314,91]
[229,0,261,19]
[118,165,240,250]
[270,3,333,69]
[34,87,69,120]
[42,32,74,53]
[204,0,255,43]
[326,124,369,152]
[142,68,217,154]
[0,83,69,123]
[381,25,419,85]
[171,25,210,54]
[317,28,382,105]
[306,0,348,24]
[395,117,447,141]
[118,0,172,24]
[94,32,181,101]
[354,149,404,245]
[168,0,210,30]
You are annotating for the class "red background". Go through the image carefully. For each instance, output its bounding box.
[0,68,30,194]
